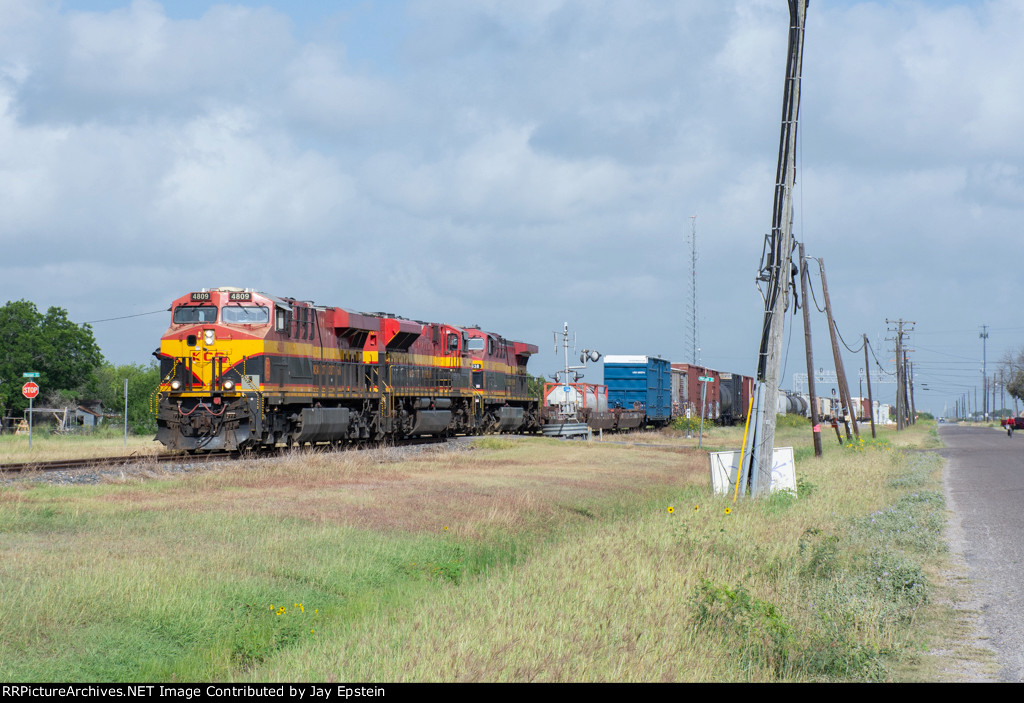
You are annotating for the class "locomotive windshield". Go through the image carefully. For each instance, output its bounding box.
[173,306,217,324]
[221,305,270,325]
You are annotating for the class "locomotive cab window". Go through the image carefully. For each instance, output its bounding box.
[173,306,217,324]
[447,333,459,353]
[467,338,485,352]
[222,305,270,325]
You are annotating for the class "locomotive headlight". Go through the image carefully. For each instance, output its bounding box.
[222,379,235,391]
[203,329,216,345]
[170,379,182,391]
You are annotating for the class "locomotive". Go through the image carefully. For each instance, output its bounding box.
[154,287,540,451]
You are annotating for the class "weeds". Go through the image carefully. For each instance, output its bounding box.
[693,579,793,676]
[230,601,321,668]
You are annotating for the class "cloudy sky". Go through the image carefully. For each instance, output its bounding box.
[2,0,1022,417]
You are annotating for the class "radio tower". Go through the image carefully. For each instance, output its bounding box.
[687,215,699,365]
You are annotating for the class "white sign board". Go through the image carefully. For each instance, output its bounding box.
[709,447,797,496]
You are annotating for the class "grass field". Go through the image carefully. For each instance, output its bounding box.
[0,419,969,681]
[0,428,163,464]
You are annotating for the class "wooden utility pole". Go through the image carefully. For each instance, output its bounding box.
[817,257,858,440]
[799,243,822,457]
[887,318,913,430]
[742,0,809,498]
[864,334,876,438]
[908,355,916,424]
[896,334,905,430]
[980,325,989,421]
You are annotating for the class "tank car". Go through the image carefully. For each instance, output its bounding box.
[718,372,755,425]
[153,287,540,451]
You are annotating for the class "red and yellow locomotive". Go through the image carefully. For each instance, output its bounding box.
[154,287,540,451]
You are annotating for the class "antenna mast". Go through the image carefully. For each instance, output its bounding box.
[688,215,699,365]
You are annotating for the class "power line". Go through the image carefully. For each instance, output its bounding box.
[84,309,166,324]
[833,319,864,353]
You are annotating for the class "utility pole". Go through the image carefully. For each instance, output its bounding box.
[742,0,809,498]
[817,257,858,440]
[799,243,822,457]
[864,334,876,438]
[887,318,914,430]
[897,334,905,429]
[908,355,916,424]
[980,325,989,421]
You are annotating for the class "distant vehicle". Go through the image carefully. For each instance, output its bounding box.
[1002,417,1024,436]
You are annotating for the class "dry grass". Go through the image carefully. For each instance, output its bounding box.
[0,432,163,463]
[93,440,702,537]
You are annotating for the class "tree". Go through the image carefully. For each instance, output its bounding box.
[0,300,104,417]
[998,348,1024,414]
[1008,372,1024,405]
[999,349,1024,397]
[94,362,161,434]
[526,373,548,400]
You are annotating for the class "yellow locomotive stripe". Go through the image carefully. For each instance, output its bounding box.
[161,337,529,390]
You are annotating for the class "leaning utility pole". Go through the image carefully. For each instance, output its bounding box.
[799,243,822,457]
[742,0,809,497]
[864,334,876,438]
[817,257,858,440]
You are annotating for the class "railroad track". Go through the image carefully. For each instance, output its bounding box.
[0,451,229,474]
[0,435,457,476]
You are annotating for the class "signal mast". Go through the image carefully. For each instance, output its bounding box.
[545,323,601,433]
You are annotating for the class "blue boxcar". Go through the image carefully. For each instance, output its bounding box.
[603,355,672,425]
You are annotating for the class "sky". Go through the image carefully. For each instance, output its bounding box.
[2,0,1022,418]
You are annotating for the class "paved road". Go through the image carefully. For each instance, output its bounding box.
[941,424,1024,681]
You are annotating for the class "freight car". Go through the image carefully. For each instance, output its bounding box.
[671,363,720,422]
[604,356,673,428]
[670,364,755,426]
[154,287,540,451]
[540,381,645,433]
[718,372,756,426]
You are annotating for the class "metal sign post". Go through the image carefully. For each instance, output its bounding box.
[124,378,129,447]
[698,376,714,448]
[22,377,40,450]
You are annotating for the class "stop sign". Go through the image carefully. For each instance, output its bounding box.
[22,381,39,399]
